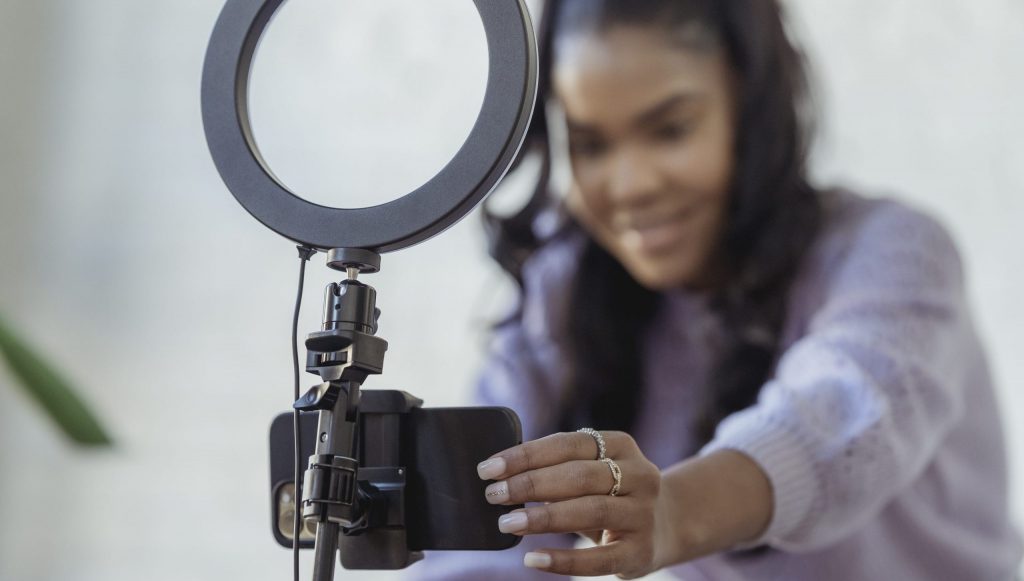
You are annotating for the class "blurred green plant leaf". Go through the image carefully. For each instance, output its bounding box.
[0,314,113,446]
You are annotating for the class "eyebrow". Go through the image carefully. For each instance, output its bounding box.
[566,92,704,134]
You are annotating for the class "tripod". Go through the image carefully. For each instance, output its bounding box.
[201,2,538,575]
[293,248,419,580]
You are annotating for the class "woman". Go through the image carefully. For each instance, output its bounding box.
[411,0,1021,578]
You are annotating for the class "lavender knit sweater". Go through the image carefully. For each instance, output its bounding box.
[407,191,1022,580]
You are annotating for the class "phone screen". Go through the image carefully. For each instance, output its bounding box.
[405,407,523,551]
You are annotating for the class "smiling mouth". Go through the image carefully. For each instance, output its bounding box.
[618,208,694,254]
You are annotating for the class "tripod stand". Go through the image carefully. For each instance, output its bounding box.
[200,2,538,578]
[292,248,418,580]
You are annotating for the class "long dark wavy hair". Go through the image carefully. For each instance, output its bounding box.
[485,0,822,450]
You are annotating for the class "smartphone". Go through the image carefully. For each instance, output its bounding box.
[269,392,523,554]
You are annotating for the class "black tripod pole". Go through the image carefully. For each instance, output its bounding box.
[294,249,387,581]
[312,524,340,579]
[307,378,361,581]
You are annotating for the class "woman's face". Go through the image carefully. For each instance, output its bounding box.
[554,25,737,291]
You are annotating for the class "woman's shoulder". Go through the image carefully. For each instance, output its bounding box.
[807,189,964,288]
[782,189,967,339]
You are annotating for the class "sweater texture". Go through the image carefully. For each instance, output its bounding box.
[407,191,1022,580]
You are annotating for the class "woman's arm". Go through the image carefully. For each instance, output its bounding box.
[473,431,772,578]
[701,201,969,550]
[477,201,974,576]
[655,450,773,563]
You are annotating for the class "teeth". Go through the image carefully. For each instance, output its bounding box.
[616,209,688,232]
[620,214,688,252]
[622,229,644,250]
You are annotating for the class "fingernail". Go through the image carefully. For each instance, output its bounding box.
[485,481,509,504]
[498,511,528,534]
[477,457,506,480]
[524,552,552,569]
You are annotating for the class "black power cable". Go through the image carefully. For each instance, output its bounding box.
[292,246,316,581]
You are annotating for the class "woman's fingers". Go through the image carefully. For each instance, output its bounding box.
[479,432,664,579]
[484,459,623,504]
[523,543,648,579]
[496,496,645,536]
[478,430,637,480]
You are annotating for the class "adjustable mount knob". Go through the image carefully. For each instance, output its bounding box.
[326,248,381,275]
[294,382,340,412]
[322,281,378,335]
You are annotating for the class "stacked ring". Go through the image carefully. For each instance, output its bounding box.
[602,458,623,497]
[577,427,607,460]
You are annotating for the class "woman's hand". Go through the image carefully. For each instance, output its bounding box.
[478,431,775,578]
[476,430,678,579]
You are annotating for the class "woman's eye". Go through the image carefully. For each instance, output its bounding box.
[570,138,608,158]
[652,122,692,143]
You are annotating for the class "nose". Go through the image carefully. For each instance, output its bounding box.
[605,146,663,208]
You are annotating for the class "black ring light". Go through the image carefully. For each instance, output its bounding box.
[201,0,538,253]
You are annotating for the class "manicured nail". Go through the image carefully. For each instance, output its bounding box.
[485,481,509,504]
[524,552,552,569]
[498,511,528,534]
[477,457,506,480]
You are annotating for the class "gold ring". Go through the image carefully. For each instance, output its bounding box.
[601,458,622,496]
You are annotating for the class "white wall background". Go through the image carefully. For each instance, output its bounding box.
[0,1,1020,580]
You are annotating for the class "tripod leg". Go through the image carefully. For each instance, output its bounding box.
[300,382,360,581]
[311,521,340,581]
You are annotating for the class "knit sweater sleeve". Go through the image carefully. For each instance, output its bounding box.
[701,200,970,552]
